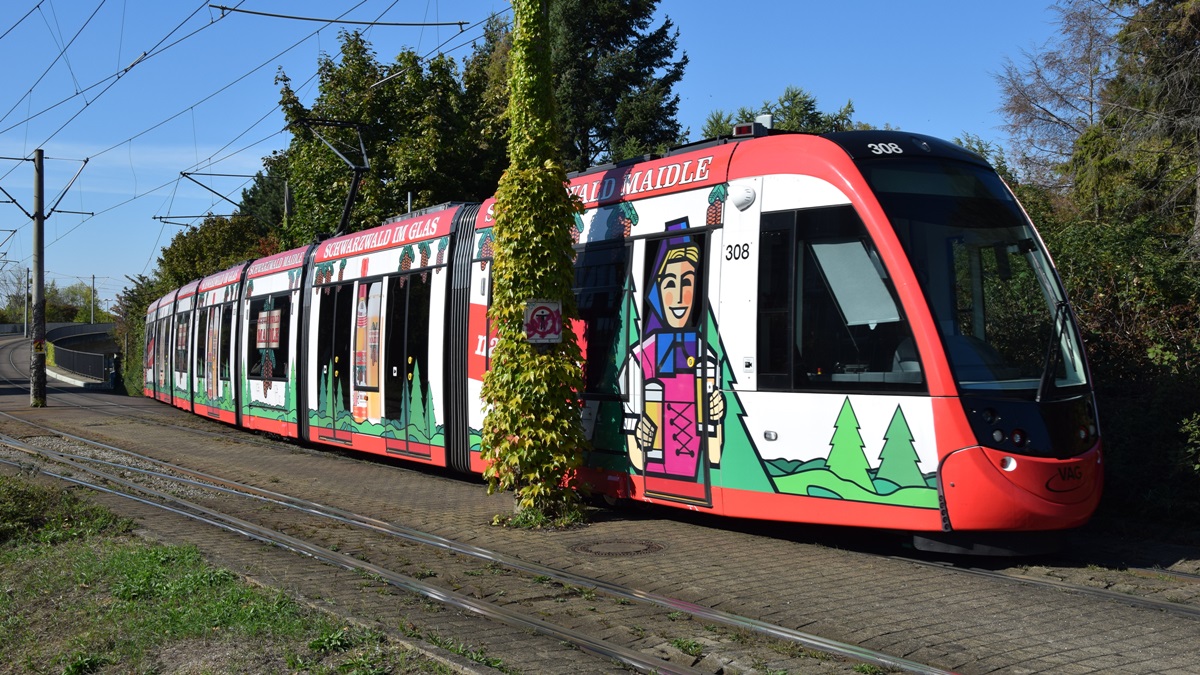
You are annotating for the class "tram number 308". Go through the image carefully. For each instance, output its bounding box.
[867,142,904,155]
[725,243,750,261]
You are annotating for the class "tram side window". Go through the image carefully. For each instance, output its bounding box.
[174,312,190,374]
[157,320,170,382]
[247,294,291,380]
[219,304,233,379]
[573,243,630,397]
[194,309,208,377]
[756,206,923,392]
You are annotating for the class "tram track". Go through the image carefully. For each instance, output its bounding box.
[0,432,703,674]
[9,405,1200,670]
[0,414,955,675]
[890,555,1200,622]
[8,336,1200,673]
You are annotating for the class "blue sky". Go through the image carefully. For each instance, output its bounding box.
[0,1,1063,310]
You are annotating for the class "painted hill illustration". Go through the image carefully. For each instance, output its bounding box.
[767,399,938,508]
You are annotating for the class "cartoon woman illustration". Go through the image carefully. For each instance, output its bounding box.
[622,221,725,493]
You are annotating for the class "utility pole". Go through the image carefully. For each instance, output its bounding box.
[2,150,86,405]
[30,148,45,407]
[91,274,95,324]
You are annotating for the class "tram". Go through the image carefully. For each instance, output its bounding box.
[144,127,1102,553]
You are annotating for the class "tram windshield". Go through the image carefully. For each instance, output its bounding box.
[859,157,1088,397]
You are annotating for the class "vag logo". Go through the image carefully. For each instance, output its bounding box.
[1045,465,1085,493]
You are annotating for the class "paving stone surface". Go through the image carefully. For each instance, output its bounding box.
[4,347,1200,673]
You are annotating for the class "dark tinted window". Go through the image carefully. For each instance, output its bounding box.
[757,206,923,392]
[574,243,631,397]
[864,158,1088,395]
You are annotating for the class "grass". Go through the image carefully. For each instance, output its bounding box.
[670,638,703,657]
[0,474,463,674]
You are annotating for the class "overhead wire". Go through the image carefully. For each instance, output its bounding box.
[112,0,379,231]
[43,0,88,94]
[87,0,369,163]
[172,3,501,230]
[21,1,254,156]
[0,2,44,44]
[13,0,499,278]
[4,124,285,267]
[362,0,402,41]
[0,0,107,129]
[3,0,328,256]
[0,0,242,193]
[164,0,416,205]
[115,0,127,72]
[14,0,475,206]
[0,1,241,138]
[371,10,507,90]
[207,5,466,28]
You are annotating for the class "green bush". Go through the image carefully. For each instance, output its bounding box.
[1044,215,1200,521]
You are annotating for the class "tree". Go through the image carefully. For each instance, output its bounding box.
[702,85,865,139]
[157,214,274,288]
[239,153,290,234]
[996,0,1119,194]
[991,0,1200,521]
[549,0,687,170]
[460,15,514,201]
[112,274,164,395]
[1108,0,1200,249]
[0,268,29,325]
[57,281,111,323]
[699,110,734,140]
[277,31,475,246]
[480,0,588,526]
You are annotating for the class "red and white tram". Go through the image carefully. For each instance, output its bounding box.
[145,128,1102,553]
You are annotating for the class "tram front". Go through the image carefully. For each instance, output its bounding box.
[831,131,1103,553]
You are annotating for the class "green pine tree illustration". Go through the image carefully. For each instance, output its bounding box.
[876,406,927,487]
[408,361,427,442]
[826,398,874,492]
[702,311,774,493]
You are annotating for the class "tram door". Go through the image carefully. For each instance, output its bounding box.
[384,272,432,458]
[193,308,209,410]
[631,226,715,507]
[172,312,191,404]
[315,283,354,444]
[156,318,170,400]
[194,304,235,417]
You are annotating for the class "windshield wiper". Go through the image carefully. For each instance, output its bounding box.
[1036,300,1070,402]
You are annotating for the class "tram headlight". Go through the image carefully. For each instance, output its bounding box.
[1011,429,1028,448]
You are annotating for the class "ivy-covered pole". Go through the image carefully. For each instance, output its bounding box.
[480,0,588,525]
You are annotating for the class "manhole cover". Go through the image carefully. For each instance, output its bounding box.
[569,540,665,557]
